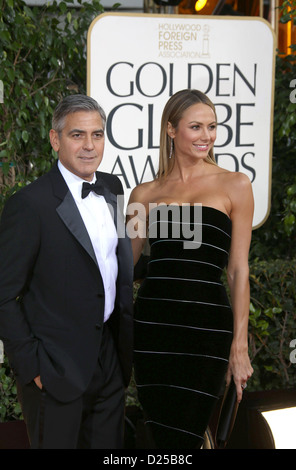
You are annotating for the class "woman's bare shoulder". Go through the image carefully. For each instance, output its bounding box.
[218,169,252,191]
[223,171,254,220]
[228,171,252,194]
[128,179,159,204]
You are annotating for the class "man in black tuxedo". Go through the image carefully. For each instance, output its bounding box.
[0,95,133,449]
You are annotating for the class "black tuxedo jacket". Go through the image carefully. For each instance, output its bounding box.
[0,163,133,403]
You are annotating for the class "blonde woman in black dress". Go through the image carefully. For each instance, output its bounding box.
[127,89,254,449]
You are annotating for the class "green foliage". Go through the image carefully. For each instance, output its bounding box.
[243,1,296,389]
[279,1,296,29]
[0,356,22,422]
[249,2,296,261]
[0,0,104,189]
[126,369,140,408]
[248,259,296,391]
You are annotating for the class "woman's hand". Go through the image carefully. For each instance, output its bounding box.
[226,343,253,403]
[34,375,43,390]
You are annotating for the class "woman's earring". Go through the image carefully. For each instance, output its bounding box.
[169,138,174,159]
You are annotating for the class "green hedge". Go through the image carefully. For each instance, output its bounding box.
[248,258,296,391]
[0,0,105,196]
[0,356,22,421]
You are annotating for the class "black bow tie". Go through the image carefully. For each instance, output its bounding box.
[81,179,105,199]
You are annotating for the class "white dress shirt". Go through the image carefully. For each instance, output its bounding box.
[58,160,118,322]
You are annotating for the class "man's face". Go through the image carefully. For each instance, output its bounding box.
[50,111,105,181]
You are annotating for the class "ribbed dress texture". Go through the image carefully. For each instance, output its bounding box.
[134,205,234,449]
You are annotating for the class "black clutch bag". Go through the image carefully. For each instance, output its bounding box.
[215,378,239,449]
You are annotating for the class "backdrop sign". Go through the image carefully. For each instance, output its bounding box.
[87,13,275,228]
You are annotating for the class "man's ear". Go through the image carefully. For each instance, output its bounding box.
[49,129,60,152]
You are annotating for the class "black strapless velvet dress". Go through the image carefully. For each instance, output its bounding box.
[133,205,233,449]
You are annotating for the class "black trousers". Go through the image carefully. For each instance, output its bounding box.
[17,324,125,449]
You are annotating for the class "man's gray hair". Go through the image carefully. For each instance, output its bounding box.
[52,94,106,133]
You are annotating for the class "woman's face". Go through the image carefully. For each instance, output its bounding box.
[168,103,217,162]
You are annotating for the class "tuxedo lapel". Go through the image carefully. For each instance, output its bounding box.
[49,164,128,270]
[49,164,98,267]
[56,191,98,267]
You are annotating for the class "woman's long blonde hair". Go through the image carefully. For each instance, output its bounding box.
[157,89,217,179]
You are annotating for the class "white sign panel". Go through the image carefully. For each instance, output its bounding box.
[87,13,275,228]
